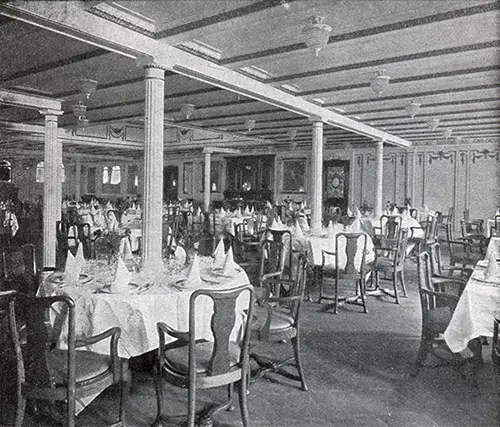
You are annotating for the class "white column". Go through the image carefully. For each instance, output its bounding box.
[142,65,165,270]
[310,120,324,234]
[40,109,63,268]
[74,158,81,200]
[203,152,211,212]
[374,139,384,218]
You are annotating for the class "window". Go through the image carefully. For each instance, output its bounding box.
[36,161,65,183]
[102,164,121,194]
[127,165,139,194]
[0,161,11,182]
[200,160,221,193]
[281,158,306,193]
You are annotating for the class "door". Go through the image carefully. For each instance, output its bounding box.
[163,165,178,202]
[323,160,349,214]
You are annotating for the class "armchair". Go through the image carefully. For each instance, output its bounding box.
[5,293,129,427]
[250,253,308,390]
[152,284,254,427]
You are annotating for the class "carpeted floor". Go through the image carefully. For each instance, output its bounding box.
[20,255,498,427]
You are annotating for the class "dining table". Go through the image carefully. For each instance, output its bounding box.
[442,245,500,392]
[38,257,251,359]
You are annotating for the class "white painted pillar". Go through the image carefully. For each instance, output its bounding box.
[374,139,384,218]
[310,120,324,233]
[203,152,211,212]
[142,65,165,270]
[74,158,81,200]
[40,109,63,268]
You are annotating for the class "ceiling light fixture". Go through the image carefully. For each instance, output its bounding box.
[245,119,256,132]
[71,103,87,119]
[77,78,98,100]
[288,129,297,140]
[370,71,390,97]
[442,128,453,139]
[405,101,421,119]
[180,103,195,119]
[427,118,440,131]
[302,16,332,56]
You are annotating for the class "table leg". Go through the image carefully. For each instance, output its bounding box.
[464,337,483,396]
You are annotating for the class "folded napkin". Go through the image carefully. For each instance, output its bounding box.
[266,201,273,209]
[250,206,255,215]
[235,208,242,218]
[64,250,81,283]
[277,216,283,226]
[392,207,399,215]
[401,209,410,220]
[348,218,362,233]
[110,257,132,293]
[213,238,226,269]
[347,207,353,217]
[485,250,500,280]
[354,207,362,219]
[185,254,202,287]
[244,205,250,215]
[119,236,134,260]
[270,218,279,229]
[327,221,335,236]
[75,243,86,266]
[299,216,310,231]
[222,247,239,276]
[220,207,226,216]
[294,220,304,238]
[196,206,202,216]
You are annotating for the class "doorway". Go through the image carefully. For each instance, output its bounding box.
[163,165,178,202]
[323,160,349,214]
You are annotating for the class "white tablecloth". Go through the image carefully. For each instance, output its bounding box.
[443,259,500,353]
[39,258,250,359]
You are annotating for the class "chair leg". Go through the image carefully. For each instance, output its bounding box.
[333,279,338,314]
[410,331,433,376]
[15,395,25,427]
[152,366,165,427]
[291,336,308,391]
[226,383,235,412]
[359,278,368,314]
[392,272,399,304]
[67,391,76,427]
[238,378,250,427]
[187,385,196,427]
[399,269,408,297]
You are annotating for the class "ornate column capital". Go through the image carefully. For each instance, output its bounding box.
[39,108,63,118]
[308,115,326,124]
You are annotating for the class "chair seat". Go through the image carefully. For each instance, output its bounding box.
[48,349,112,384]
[252,306,294,332]
[452,251,482,264]
[375,257,394,270]
[163,341,240,374]
[427,306,453,333]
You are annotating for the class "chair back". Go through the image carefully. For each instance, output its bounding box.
[1,244,37,295]
[259,239,286,279]
[0,290,23,427]
[77,223,92,259]
[263,228,292,277]
[416,251,435,313]
[463,209,470,221]
[287,253,308,323]
[394,228,409,268]
[380,215,400,239]
[428,242,444,277]
[335,232,367,278]
[188,285,253,378]
[446,207,455,225]
[56,220,69,267]
[460,219,484,238]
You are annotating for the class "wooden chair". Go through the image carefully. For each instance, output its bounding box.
[263,228,293,280]
[444,223,483,270]
[374,215,401,240]
[1,244,37,295]
[250,253,308,390]
[493,315,500,425]
[56,220,70,268]
[6,292,129,427]
[318,232,368,313]
[77,223,92,260]
[410,214,439,254]
[372,228,409,304]
[428,242,472,282]
[460,219,488,255]
[152,284,254,427]
[410,252,466,377]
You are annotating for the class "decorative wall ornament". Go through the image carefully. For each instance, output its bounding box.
[109,124,125,140]
[400,154,405,166]
[471,149,500,163]
[418,153,424,166]
[357,155,362,166]
[180,103,195,119]
[427,118,440,131]
[428,151,453,164]
[302,16,332,56]
[177,128,194,142]
[244,119,256,133]
[460,152,467,165]
[405,101,421,119]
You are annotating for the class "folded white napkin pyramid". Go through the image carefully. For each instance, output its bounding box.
[347,207,353,217]
[213,238,226,269]
[354,207,362,218]
[119,237,134,260]
[266,201,273,209]
[327,220,335,236]
[64,250,81,283]
[294,220,304,238]
[75,243,86,266]
[110,257,132,293]
[220,207,226,216]
[300,216,310,231]
[250,206,255,215]
[270,218,279,229]
[392,207,399,215]
[276,216,283,226]
[485,250,500,280]
[244,205,250,215]
[185,254,202,287]
[222,247,239,276]
[235,207,242,218]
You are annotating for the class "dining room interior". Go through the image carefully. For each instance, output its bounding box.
[0,1,499,426]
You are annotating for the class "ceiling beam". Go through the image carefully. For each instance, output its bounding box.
[0,1,411,148]
[0,88,61,111]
